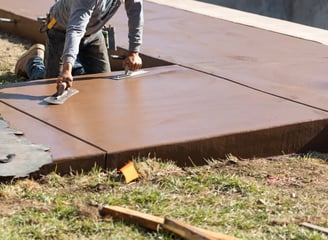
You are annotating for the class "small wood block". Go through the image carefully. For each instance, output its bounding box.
[120,161,139,183]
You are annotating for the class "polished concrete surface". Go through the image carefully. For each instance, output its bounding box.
[2,66,328,171]
[111,1,328,111]
[1,0,328,175]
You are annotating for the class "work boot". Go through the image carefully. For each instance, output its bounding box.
[15,43,45,78]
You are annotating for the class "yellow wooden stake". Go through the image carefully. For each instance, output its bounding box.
[120,161,139,183]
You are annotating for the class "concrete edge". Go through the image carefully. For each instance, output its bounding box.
[106,118,328,169]
[146,0,328,45]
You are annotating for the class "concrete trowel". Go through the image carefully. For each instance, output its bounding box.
[43,82,79,105]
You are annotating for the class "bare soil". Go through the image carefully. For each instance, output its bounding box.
[0,32,32,85]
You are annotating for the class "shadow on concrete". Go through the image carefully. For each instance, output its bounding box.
[0,91,47,101]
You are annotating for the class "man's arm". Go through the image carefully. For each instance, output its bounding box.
[123,0,144,71]
[62,0,96,67]
[125,0,144,53]
[57,0,96,88]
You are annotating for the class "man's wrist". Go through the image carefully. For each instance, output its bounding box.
[62,62,72,72]
[129,51,139,55]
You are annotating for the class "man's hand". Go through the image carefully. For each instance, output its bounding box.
[57,62,73,90]
[122,52,142,71]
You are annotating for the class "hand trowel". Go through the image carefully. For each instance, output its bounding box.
[43,82,79,105]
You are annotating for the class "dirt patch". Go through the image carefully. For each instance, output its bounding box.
[0,31,31,83]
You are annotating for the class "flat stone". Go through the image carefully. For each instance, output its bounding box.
[0,115,51,178]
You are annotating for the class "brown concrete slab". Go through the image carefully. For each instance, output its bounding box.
[0,0,51,15]
[0,102,106,174]
[2,1,328,171]
[3,0,328,111]
[109,1,328,111]
[0,1,49,43]
[1,65,328,169]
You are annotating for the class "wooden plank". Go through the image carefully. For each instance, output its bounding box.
[163,217,217,240]
[163,217,238,240]
[300,222,328,235]
[99,205,239,240]
[99,205,163,231]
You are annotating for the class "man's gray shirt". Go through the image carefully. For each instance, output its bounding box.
[49,0,143,65]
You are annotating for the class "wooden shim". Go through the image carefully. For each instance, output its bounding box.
[300,222,328,235]
[99,205,239,240]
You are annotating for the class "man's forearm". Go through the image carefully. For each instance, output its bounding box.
[62,62,73,75]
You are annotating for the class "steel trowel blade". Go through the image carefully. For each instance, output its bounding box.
[43,88,79,105]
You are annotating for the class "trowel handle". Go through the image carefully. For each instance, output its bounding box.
[57,82,67,96]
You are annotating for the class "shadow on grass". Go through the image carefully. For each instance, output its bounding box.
[301,151,328,165]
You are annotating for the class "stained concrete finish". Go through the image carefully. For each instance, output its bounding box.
[0,0,49,43]
[0,103,106,174]
[1,66,328,168]
[110,1,328,111]
[0,0,51,15]
[3,0,328,112]
[2,1,328,172]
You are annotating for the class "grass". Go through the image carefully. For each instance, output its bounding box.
[0,156,328,239]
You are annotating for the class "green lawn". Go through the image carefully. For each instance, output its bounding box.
[0,155,327,239]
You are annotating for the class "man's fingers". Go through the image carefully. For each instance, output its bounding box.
[124,62,142,71]
[122,54,142,71]
[65,79,73,88]
[57,79,73,90]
